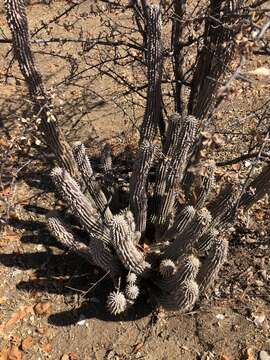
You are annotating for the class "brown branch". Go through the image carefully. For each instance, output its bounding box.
[216,151,270,166]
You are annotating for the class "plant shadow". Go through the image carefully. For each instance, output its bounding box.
[1,216,153,327]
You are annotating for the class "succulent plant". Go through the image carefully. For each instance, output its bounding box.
[159,259,177,278]
[125,284,140,300]
[5,0,270,317]
[126,272,137,285]
[106,291,127,315]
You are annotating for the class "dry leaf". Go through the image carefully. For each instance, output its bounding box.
[0,297,7,305]
[61,353,77,360]
[132,342,144,353]
[246,347,256,360]
[76,314,86,326]
[0,351,7,360]
[254,209,265,221]
[259,351,270,360]
[21,336,32,352]
[248,67,270,76]
[6,344,23,360]
[232,163,241,171]
[36,325,48,334]
[40,340,52,354]
[253,313,266,327]
[0,138,9,148]
[212,134,225,146]
[216,314,225,321]
[34,302,51,316]
[69,352,77,360]
[61,355,69,360]
[220,356,231,360]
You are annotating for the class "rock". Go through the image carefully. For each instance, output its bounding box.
[253,313,266,327]
[260,351,270,360]
[76,314,87,326]
[216,313,225,321]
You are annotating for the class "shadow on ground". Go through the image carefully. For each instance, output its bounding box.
[1,215,153,327]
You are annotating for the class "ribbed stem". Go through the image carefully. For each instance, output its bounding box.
[73,143,113,222]
[157,255,200,293]
[197,236,228,293]
[129,4,163,233]
[47,211,121,277]
[157,256,200,311]
[140,5,163,143]
[159,280,199,311]
[130,140,155,233]
[101,143,113,173]
[51,167,110,243]
[5,0,78,177]
[152,115,197,238]
[194,163,216,209]
[47,211,93,263]
[196,228,219,252]
[109,214,151,276]
[164,207,212,260]
[162,205,195,241]
[188,0,243,118]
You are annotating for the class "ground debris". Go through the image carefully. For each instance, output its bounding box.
[33,301,51,316]
[219,356,231,360]
[39,338,52,353]
[61,353,78,360]
[0,305,33,333]
[245,347,256,360]
[0,344,24,360]
[20,336,33,352]
[252,313,266,327]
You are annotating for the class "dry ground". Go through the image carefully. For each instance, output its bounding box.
[0,0,270,359]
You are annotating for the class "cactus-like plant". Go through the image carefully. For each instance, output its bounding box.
[126,272,137,285]
[106,291,127,315]
[159,259,177,278]
[125,284,140,301]
[5,0,270,317]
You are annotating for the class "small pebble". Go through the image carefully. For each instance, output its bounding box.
[216,314,225,320]
[260,351,270,360]
[77,314,87,326]
[253,313,266,327]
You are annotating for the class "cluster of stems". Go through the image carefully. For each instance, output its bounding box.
[5,0,270,314]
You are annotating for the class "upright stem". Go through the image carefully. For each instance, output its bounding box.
[188,0,242,119]
[5,0,78,178]
[130,5,163,234]
[171,0,186,114]
[140,5,163,143]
